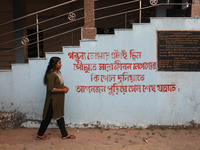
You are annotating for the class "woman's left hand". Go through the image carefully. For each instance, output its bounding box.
[64,86,69,93]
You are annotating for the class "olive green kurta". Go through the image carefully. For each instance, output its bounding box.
[42,72,65,120]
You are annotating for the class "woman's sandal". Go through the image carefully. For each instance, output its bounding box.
[36,134,49,140]
[62,134,76,139]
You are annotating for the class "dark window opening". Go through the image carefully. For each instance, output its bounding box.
[27,29,44,58]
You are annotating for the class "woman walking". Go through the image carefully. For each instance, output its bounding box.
[36,57,75,140]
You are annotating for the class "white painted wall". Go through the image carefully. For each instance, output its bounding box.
[0,17,200,128]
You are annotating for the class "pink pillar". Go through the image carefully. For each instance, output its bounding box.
[191,0,200,17]
[82,0,96,39]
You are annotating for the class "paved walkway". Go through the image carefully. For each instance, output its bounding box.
[0,128,200,150]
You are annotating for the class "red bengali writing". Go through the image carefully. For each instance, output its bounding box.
[132,62,156,70]
[130,49,142,61]
[87,52,110,60]
[68,52,86,60]
[99,60,132,72]
[157,84,176,92]
[73,60,156,73]
[118,72,145,82]
[99,61,156,72]
[90,72,145,83]
[73,60,97,73]
[111,50,128,60]
[91,73,116,82]
[108,84,176,95]
[68,49,142,61]
[68,51,110,60]
[142,85,156,92]
[75,84,176,95]
[75,86,106,93]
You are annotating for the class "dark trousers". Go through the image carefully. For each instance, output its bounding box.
[37,100,68,137]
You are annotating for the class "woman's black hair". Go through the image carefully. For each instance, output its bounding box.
[44,57,61,85]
